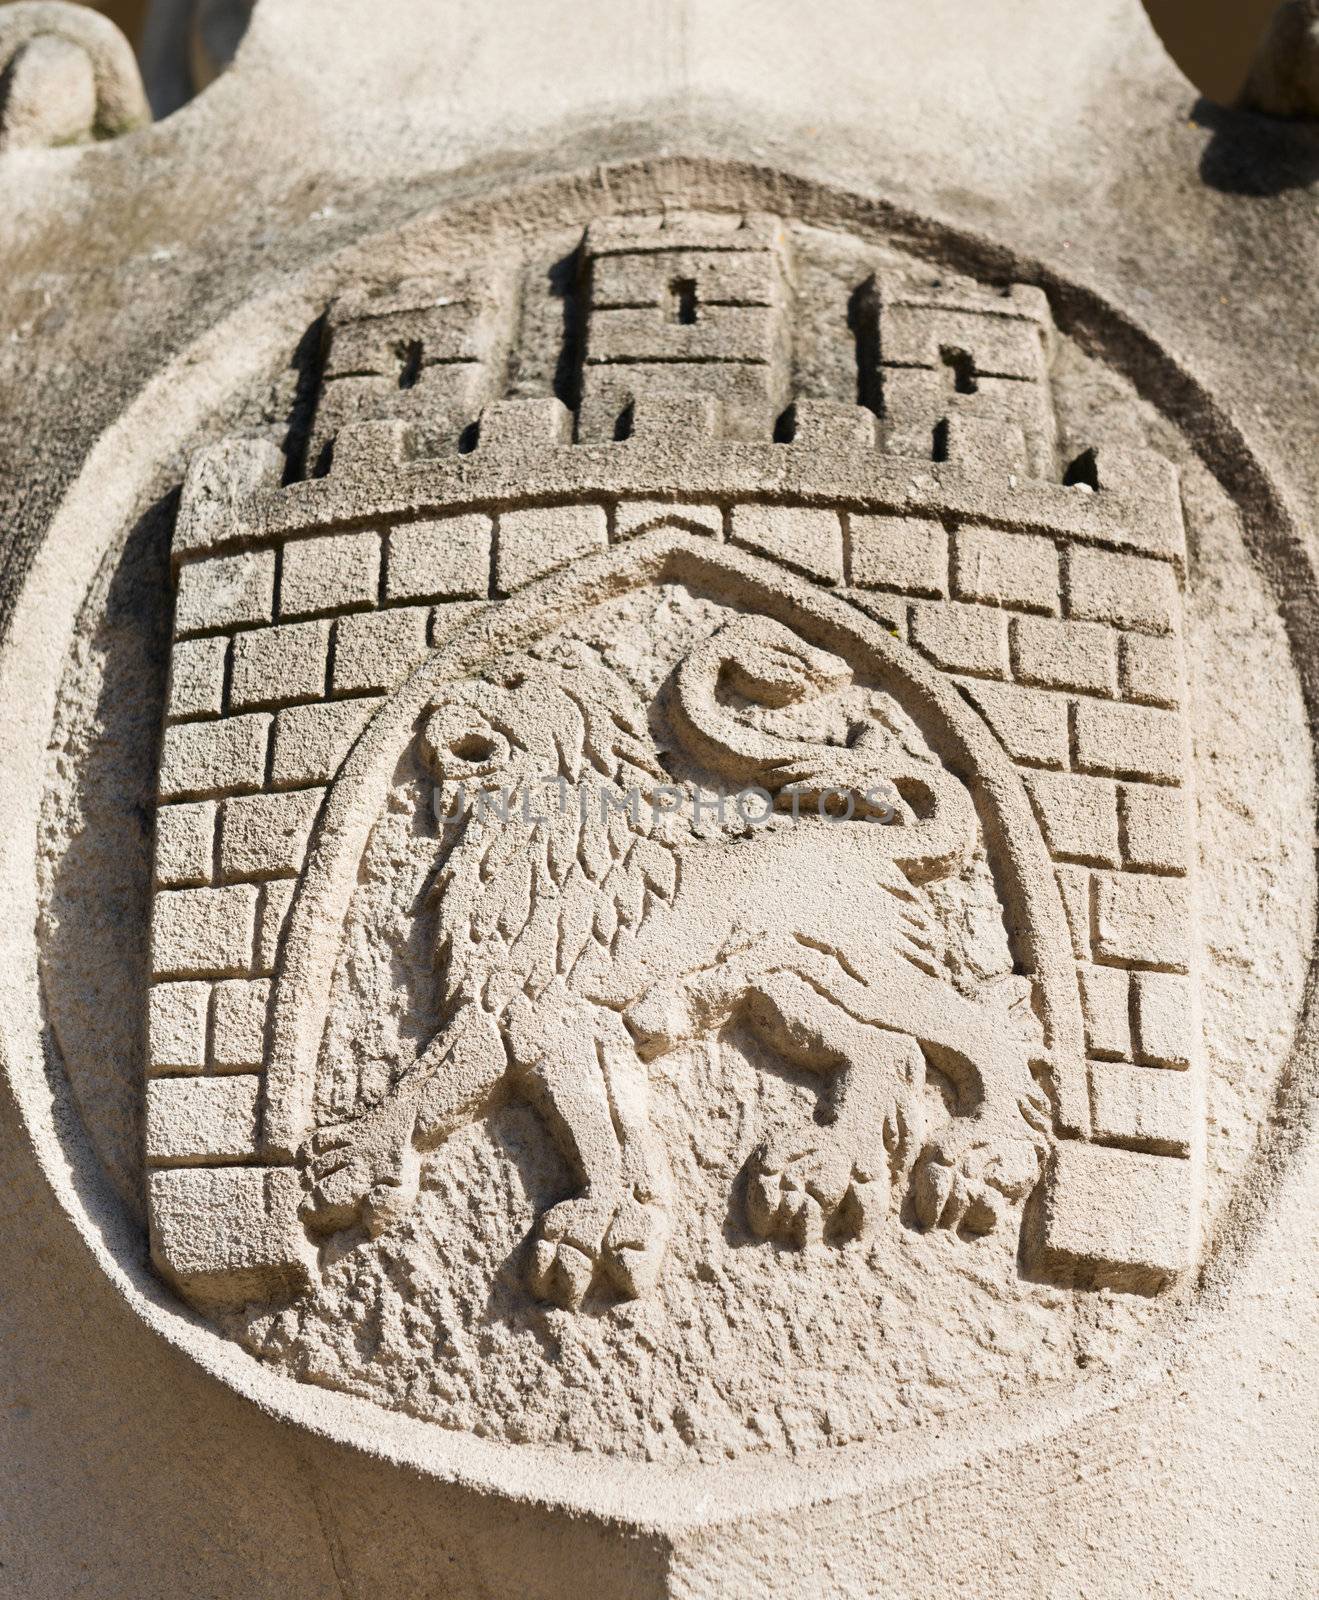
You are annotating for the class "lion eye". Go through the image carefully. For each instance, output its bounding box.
[449,734,496,763]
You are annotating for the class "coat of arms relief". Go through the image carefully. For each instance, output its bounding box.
[140,212,1200,1453]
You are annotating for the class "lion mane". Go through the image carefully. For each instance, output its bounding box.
[422,652,681,1024]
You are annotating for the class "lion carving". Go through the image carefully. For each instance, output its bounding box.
[300,614,1052,1308]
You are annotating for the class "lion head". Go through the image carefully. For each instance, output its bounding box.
[419,654,667,815]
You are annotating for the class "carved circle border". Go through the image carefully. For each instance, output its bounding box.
[0,156,1312,1525]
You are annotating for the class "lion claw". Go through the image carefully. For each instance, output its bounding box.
[527,1191,673,1306]
[746,1136,888,1246]
[603,1196,672,1298]
[528,1239,596,1309]
[299,1090,421,1238]
[911,1119,1046,1234]
[912,1154,960,1229]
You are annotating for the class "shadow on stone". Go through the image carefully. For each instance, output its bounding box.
[1195,96,1319,195]
[37,489,176,1224]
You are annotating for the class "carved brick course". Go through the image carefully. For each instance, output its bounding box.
[1025,771,1120,866]
[1011,615,1117,695]
[153,800,216,888]
[850,514,947,597]
[1119,783,1190,874]
[729,505,844,586]
[1092,872,1192,970]
[496,504,608,592]
[145,1074,261,1165]
[1088,1061,1192,1156]
[957,679,1071,768]
[218,788,324,882]
[1077,964,1131,1059]
[211,979,271,1072]
[174,548,275,635]
[1042,1143,1192,1291]
[1066,546,1179,634]
[152,883,259,979]
[385,514,491,602]
[280,529,382,617]
[614,501,722,540]
[952,525,1060,614]
[255,880,296,975]
[147,981,210,1075]
[910,602,1008,678]
[230,618,331,709]
[1119,630,1184,707]
[1073,699,1183,784]
[166,633,228,720]
[331,605,430,695]
[270,697,381,788]
[159,713,270,801]
[1131,970,1194,1067]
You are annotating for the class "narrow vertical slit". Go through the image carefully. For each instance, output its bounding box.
[669,277,699,325]
[940,346,978,394]
[397,340,424,390]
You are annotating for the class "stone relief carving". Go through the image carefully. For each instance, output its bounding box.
[298,612,1050,1308]
[0,2,149,151]
[0,0,1308,1570]
[106,205,1210,1454]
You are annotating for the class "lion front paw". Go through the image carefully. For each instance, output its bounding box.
[745,1134,889,1246]
[911,1117,1046,1235]
[299,1089,421,1240]
[527,1190,673,1308]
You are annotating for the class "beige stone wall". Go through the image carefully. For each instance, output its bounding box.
[2,2,1316,1594]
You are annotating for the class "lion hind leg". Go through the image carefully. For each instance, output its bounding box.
[789,963,1053,1234]
[910,1069,1051,1235]
[623,932,795,1059]
[741,969,925,1246]
[902,1024,1051,1237]
[300,1008,507,1241]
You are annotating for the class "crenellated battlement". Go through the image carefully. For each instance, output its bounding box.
[172,213,1185,587]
